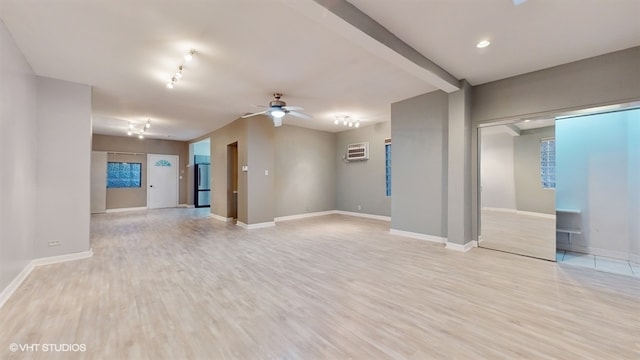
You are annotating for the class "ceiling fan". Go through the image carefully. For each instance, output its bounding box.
[241,93,312,127]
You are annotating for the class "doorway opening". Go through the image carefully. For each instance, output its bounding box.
[192,138,211,208]
[478,119,557,261]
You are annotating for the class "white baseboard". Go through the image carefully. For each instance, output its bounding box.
[389,229,447,244]
[178,204,195,208]
[0,261,34,310]
[482,207,555,219]
[105,206,147,213]
[236,221,275,230]
[334,210,391,222]
[274,211,335,222]
[0,249,93,310]
[210,213,233,222]
[31,249,94,267]
[446,241,476,252]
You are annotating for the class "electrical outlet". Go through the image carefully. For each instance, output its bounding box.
[48,241,61,247]
[357,205,362,211]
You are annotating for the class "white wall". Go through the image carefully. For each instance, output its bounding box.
[0,19,38,293]
[556,109,640,260]
[35,77,92,258]
[480,130,517,210]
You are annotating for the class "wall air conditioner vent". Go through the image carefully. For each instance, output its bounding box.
[346,142,369,161]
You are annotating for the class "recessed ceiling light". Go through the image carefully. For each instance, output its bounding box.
[477,40,491,48]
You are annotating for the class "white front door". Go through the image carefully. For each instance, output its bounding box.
[147,154,179,209]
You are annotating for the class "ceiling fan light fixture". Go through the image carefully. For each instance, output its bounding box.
[271,109,286,118]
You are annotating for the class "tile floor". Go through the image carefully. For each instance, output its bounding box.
[556,250,640,277]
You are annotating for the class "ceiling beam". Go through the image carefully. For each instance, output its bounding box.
[504,124,521,136]
[283,0,461,93]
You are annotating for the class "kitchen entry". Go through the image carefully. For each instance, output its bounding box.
[194,158,211,208]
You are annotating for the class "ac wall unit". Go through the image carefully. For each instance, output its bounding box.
[346,142,369,161]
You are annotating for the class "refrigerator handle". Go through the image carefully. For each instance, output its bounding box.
[198,167,201,187]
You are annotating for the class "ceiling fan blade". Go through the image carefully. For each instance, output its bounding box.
[241,110,269,118]
[288,111,312,120]
[283,105,303,111]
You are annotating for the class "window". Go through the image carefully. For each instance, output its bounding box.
[540,138,556,189]
[107,162,142,188]
[385,139,391,196]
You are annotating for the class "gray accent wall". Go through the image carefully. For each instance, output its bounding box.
[275,125,336,217]
[336,122,390,216]
[92,134,189,209]
[35,77,92,259]
[391,91,449,237]
[513,126,555,214]
[446,81,472,245]
[472,47,640,124]
[0,19,37,294]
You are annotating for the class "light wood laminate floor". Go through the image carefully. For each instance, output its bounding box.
[480,209,557,260]
[1,208,639,359]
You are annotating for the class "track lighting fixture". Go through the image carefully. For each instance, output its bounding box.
[127,119,151,139]
[166,49,196,89]
[334,115,360,128]
[184,49,195,62]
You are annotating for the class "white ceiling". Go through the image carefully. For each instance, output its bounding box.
[1,0,638,141]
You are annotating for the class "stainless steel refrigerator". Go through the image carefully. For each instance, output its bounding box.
[194,163,211,208]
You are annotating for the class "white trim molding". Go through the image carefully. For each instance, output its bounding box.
[0,262,34,310]
[0,249,93,310]
[209,213,233,223]
[481,207,555,220]
[237,221,276,230]
[334,210,391,222]
[31,249,94,267]
[105,206,147,213]
[178,204,195,208]
[274,211,335,222]
[446,241,476,252]
[389,229,446,244]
